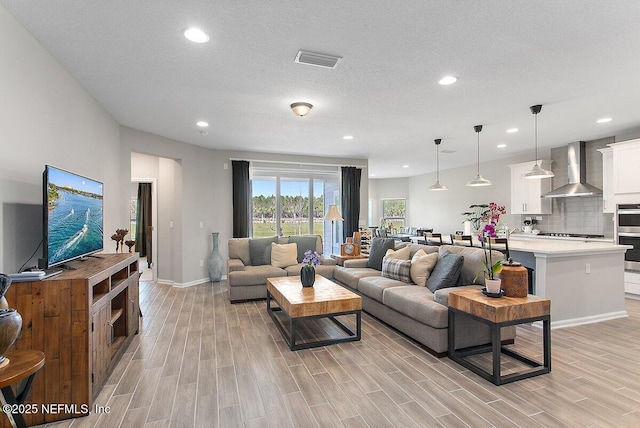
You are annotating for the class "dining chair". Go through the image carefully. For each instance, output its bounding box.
[451,234,475,247]
[489,237,509,260]
[424,232,443,246]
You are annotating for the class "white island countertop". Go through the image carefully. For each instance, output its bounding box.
[507,237,630,257]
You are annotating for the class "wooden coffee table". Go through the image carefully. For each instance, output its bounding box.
[448,288,551,385]
[266,276,362,350]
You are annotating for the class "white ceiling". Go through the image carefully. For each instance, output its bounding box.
[3,0,640,178]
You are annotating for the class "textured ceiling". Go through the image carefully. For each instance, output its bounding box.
[3,0,640,178]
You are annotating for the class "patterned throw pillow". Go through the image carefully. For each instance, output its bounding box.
[381,257,412,283]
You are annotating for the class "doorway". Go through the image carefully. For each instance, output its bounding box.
[131,178,157,282]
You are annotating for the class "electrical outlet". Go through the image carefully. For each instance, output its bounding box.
[586,263,591,274]
[169,221,174,229]
[224,163,228,170]
[525,216,532,221]
[199,221,204,229]
[535,216,542,221]
[199,260,204,267]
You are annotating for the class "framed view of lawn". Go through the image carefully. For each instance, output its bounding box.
[251,166,339,249]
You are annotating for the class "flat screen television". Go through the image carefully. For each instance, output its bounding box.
[43,165,104,268]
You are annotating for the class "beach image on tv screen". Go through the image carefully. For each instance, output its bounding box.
[47,167,103,266]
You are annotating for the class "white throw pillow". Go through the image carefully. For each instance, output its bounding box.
[384,246,411,260]
[271,243,298,268]
[410,249,439,286]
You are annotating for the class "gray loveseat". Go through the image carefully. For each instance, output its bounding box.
[333,243,516,356]
[227,235,336,302]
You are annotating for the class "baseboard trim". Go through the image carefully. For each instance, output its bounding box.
[532,310,628,329]
[158,275,228,288]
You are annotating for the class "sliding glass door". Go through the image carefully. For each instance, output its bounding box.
[251,169,338,250]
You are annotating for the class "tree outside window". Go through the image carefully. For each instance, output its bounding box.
[382,199,406,233]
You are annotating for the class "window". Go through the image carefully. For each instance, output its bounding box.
[251,165,339,252]
[382,198,406,232]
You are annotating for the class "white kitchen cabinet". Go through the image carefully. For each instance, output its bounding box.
[612,138,640,195]
[597,147,614,213]
[624,271,640,296]
[509,160,553,214]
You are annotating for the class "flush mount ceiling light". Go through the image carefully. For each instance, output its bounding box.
[196,121,209,127]
[342,135,354,140]
[183,28,210,43]
[402,165,409,168]
[291,102,313,117]
[429,138,448,191]
[507,128,519,133]
[467,125,492,187]
[497,144,507,148]
[596,117,612,124]
[523,105,554,179]
[438,75,457,85]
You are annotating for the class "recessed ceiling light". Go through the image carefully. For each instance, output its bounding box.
[196,121,209,127]
[497,144,507,148]
[184,28,210,43]
[596,117,612,124]
[438,75,457,85]
[342,135,354,140]
[402,165,409,168]
[506,128,519,133]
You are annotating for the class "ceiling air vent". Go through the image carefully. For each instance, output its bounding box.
[295,50,342,69]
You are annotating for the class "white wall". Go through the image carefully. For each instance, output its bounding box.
[0,5,124,272]
[399,152,543,235]
[122,130,369,285]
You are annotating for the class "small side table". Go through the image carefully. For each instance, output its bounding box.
[448,289,550,385]
[330,254,368,266]
[0,350,45,428]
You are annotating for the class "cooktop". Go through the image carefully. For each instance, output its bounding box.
[537,233,605,238]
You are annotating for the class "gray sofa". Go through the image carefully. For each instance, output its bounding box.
[227,235,336,302]
[333,243,516,356]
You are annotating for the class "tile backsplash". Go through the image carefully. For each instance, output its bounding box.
[518,137,615,238]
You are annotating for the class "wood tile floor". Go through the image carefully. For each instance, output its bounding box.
[41,281,640,427]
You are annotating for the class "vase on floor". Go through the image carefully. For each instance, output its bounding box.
[0,274,22,365]
[300,266,315,287]
[208,232,224,282]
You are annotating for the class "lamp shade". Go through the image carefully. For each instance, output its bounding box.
[466,125,491,187]
[523,104,554,179]
[291,102,313,117]
[324,205,343,221]
[429,138,448,191]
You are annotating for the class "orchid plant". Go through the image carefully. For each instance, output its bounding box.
[302,250,321,268]
[474,225,504,281]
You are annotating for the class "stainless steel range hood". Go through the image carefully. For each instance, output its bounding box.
[542,141,602,198]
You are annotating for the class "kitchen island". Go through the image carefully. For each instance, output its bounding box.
[506,237,630,328]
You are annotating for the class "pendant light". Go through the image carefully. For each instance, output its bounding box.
[429,138,448,191]
[522,104,554,179]
[466,125,492,186]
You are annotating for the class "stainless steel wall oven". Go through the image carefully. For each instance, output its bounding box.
[616,204,640,270]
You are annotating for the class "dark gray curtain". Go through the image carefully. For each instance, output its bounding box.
[232,160,251,238]
[341,167,362,242]
[135,183,152,259]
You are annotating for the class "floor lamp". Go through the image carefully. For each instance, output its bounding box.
[324,205,343,255]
